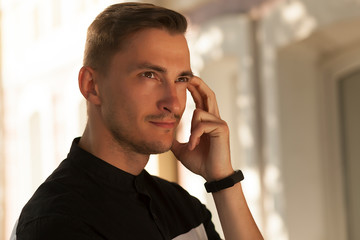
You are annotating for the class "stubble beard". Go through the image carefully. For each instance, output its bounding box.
[104,108,180,155]
[108,122,175,155]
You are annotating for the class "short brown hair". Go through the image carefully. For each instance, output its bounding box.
[83,2,188,74]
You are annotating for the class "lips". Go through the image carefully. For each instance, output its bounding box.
[149,121,177,129]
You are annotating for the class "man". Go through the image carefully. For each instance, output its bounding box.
[15,2,263,240]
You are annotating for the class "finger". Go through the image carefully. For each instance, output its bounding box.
[189,109,226,150]
[171,139,185,158]
[190,77,220,118]
[188,77,210,112]
[188,121,226,150]
[187,84,204,110]
[191,108,221,132]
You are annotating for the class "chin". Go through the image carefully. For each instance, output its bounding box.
[111,127,175,155]
[149,141,173,154]
[132,139,173,155]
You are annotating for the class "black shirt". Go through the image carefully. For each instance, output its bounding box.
[16,138,221,240]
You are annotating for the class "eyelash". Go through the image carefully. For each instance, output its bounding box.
[141,72,189,83]
[175,77,189,83]
[142,72,157,79]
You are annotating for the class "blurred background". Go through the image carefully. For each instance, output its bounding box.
[0,0,359,239]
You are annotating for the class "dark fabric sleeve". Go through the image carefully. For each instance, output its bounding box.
[16,215,104,240]
[165,179,222,240]
[199,202,222,240]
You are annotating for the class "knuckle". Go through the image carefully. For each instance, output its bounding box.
[205,91,214,100]
[220,120,229,132]
[193,108,203,115]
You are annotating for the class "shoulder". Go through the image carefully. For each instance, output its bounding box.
[17,159,91,233]
[144,172,208,217]
[145,173,221,239]
[146,173,195,200]
[149,174,188,193]
[16,215,100,239]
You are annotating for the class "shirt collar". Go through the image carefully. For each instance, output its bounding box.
[67,137,149,192]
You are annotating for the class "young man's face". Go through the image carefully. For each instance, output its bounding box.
[98,28,192,154]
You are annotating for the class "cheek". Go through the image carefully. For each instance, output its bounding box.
[177,86,188,110]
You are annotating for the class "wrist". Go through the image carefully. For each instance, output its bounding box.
[205,168,234,182]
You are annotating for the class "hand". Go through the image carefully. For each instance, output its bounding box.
[171,77,234,181]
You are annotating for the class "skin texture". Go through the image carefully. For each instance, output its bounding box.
[78,28,264,240]
[78,28,192,175]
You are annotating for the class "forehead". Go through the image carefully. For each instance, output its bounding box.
[112,28,191,70]
[128,28,188,50]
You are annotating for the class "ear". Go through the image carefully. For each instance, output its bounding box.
[78,66,101,105]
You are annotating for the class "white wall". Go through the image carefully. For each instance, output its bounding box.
[1,0,112,237]
[278,44,327,239]
[265,1,360,239]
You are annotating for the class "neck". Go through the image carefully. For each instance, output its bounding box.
[79,124,149,176]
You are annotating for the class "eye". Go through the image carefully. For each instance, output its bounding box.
[142,72,156,79]
[176,77,190,83]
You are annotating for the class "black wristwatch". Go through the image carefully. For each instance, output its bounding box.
[204,170,244,193]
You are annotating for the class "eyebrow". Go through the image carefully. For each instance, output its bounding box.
[131,62,194,78]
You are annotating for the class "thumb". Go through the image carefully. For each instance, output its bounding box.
[171,139,187,159]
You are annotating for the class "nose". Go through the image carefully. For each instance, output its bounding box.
[157,83,182,114]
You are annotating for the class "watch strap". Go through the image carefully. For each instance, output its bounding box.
[204,170,244,193]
